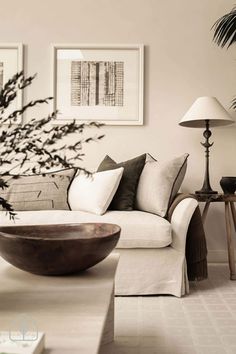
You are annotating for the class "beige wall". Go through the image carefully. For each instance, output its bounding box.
[1,0,236,261]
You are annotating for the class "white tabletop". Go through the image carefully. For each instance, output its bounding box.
[0,253,119,354]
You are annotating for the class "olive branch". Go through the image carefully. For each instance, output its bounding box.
[0,72,104,219]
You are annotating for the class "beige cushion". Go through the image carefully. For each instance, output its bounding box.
[68,168,124,215]
[0,210,172,249]
[1,169,76,211]
[135,153,189,217]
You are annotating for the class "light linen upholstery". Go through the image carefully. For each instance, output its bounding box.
[0,209,172,249]
[136,153,189,217]
[1,169,76,211]
[114,248,187,297]
[68,168,124,215]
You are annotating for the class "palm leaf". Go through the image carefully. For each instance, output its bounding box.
[212,6,236,48]
[230,96,236,110]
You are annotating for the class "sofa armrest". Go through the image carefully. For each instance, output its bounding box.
[170,197,198,253]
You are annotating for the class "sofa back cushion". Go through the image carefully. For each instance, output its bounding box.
[97,154,146,211]
[135,153,189,217]
[1,169,76,211]
[68,168,124,215]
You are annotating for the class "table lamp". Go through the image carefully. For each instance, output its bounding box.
[179,96,234,194]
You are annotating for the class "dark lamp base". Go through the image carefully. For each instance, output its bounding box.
[195,189,218,195]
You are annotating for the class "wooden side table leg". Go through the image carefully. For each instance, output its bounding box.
[230,202,236,232]
[202,202,210,224]
[225,202,236,280]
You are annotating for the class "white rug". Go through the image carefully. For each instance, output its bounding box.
[101,264,236,354]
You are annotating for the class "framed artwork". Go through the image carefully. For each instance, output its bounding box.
[51,44,144,125]
[0,43,23,119]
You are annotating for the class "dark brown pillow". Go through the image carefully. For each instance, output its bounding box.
[97,154,146,210]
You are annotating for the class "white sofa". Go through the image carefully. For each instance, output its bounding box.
[0,196,198,297]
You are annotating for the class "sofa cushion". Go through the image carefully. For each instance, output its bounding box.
[1,169,76,211]
[0,210,172,249]
[68,168,124,215]
[136,153,189,217]
[97,154,146,211]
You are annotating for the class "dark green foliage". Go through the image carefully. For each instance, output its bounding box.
[212,6,236,49]
[231,97,236,110]
[0,72,104,217]
[212,6,236,110]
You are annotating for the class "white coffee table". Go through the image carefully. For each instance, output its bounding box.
[0,253,119,354]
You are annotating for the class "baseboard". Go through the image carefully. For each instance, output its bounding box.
[207,250,231,263]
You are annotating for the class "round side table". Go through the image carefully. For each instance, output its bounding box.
[193,194,236,280]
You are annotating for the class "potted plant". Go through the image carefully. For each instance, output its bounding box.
[212,5,236,109]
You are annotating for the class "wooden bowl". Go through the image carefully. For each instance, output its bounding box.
[0,223,120,275]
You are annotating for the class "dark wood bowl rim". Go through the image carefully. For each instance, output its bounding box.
[0,223,121,241]
[221,177,236,179]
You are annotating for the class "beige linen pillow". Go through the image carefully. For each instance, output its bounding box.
[68,167,124,215]
[135,153,189,217]
[1,169,76,211]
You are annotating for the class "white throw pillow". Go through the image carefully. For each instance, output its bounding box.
[135,153,189,217]
[68,167,124,215]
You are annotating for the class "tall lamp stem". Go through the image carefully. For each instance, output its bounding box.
[195,120,218,194]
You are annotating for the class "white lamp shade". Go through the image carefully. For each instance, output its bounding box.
[179,96,234,128]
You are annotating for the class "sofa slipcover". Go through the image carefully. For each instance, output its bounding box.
[0,209,172,249]
[0,197,199,297]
